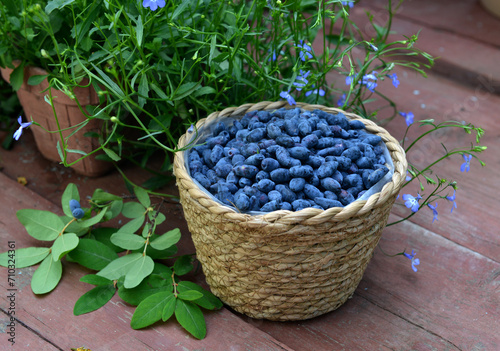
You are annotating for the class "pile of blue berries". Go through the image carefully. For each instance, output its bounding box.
[188,108,390,212]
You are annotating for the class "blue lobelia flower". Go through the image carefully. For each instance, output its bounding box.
[403,250,420,272]
[297,40,313,61]
[406,170,412,181]
[337,93,346,106]
[427,202,438,223]
[403,193,422,212]
[389,73,400,88]
[345,75,354,85]
[341,1,354,8]
[460,154,472,172]
[361,71,378,92]
[280,90,296,105]
[293,70,310,91]
[142,0,166,11]
[305,86,325,97]
[446,189,457,213]
[13,116,33,141]
[399,111,414,127]
[368,43,378,51]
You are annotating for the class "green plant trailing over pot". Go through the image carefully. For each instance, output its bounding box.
[0,0,434,178]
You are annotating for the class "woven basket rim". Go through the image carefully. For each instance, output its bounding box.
[173,101,407,224]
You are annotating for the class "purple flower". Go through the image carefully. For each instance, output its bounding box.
[297,40,313,62]
[293,70,310,91]
[389,73,400,88]
[13,116,33,141]
[187,124,194,133]
[399,111,414,127]
[142,0,166,11]
[405,171,412,181]
[403,250,420,272]
[361,71,378,92]
[280,90,296,105]
[345,75,354,85]
[341,1,354,8]
[427,202,438,223]
[403,193,422,212]
[368,43,378,51]
[460,154,472,172]
[446,189,457,213]
[305,85,325,97]
[337,93,346,106]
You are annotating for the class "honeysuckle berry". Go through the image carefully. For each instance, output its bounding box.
[403,250,420,272]
[72,207,85,219]
[69,199,81,212]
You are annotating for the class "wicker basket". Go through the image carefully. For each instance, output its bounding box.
[173,101,407,321]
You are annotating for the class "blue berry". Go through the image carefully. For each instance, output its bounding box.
[246,128,267,142]
[239,143,260,158]
[280,202,293,210]
[261,157,280,172]
[343,174,363,189]
[213,121,227,137]
[284,118,300,136]
[336,156,351,171]
[305,155,325,169]
[316,161,338,178]
[304,184,323,200]
[233,164,259,179]
[324,191,338,201]
[301,134,318,149]
[363,135,382,146]
[268,190,283,202]
[72,207,85,219]
[275,184,297,203]
[292,199,312,211]
[193,172,211,189]
[365,166,389,188]
[244,153,265,167]
[266,123,282,139]
[215,161,233,178]
[356,156,374,169]
[261,200,281,212]
[289,177,306,192]
[270,168,291,183]
[255,170,270,182]
[314,197,343,209]
[275,146,293,167]
[289,165,314,178]
[298,121,312,137]
[338,189,355,206]
[226,171,239,185]
[320,178,342,193]
[341,146,362,161]
[256,110,272,123]
[349,119,366,130]
[69,199,81,212]
[276,135,296,148]
[234,192,251,211]
[255,179,276,193]
[288,146,311,160]
[231,154,246,166]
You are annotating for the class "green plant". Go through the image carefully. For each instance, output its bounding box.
[0,183,222,339]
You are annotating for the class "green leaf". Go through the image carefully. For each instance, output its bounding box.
[173,255,194,276]
[9,63,24,91]
[51,233,79,260]
[97,253,143,281]
[0,247,50,268]
[45,0,76,14]
[91,227,123,253]
[17,209,65,241]
[193,86,216,97]
[172,82,200,101]
[80,274,113,286]
[78,207,108,228]
[162,294,177,321]
[27,75,48,86]
[73,284,115,315]
[103,147,121,161]
[175,299,206,339]
[137,73,149,108]
[62,183,80,217]
[171,0,190,20]
[118,271,172,306]
[110,233,146,251]
[67,238,118,270]
[134,186,151,208]
[121,202,146,219]
[124,255,155,289]
[177,281,222,310]
[150,228,181,250]
[2,0,17,14]
[131,291,175,329]
[91,64,125,98]
[92,189,123,203]
[177,290,204,301]
[136,15,144,47]
[118,215,145,235]
[31,254,62,294]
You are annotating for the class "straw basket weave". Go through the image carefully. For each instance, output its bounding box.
[173,101,407,321]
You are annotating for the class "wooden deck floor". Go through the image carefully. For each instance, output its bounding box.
[1,1,499,350]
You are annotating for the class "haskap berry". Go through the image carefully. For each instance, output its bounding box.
[188,108,390,212]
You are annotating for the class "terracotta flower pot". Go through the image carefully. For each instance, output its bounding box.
[481,0,500,18]
[0,63,113,177]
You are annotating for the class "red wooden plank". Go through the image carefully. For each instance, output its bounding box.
[248,216,500,350]
[0,173,293,351]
